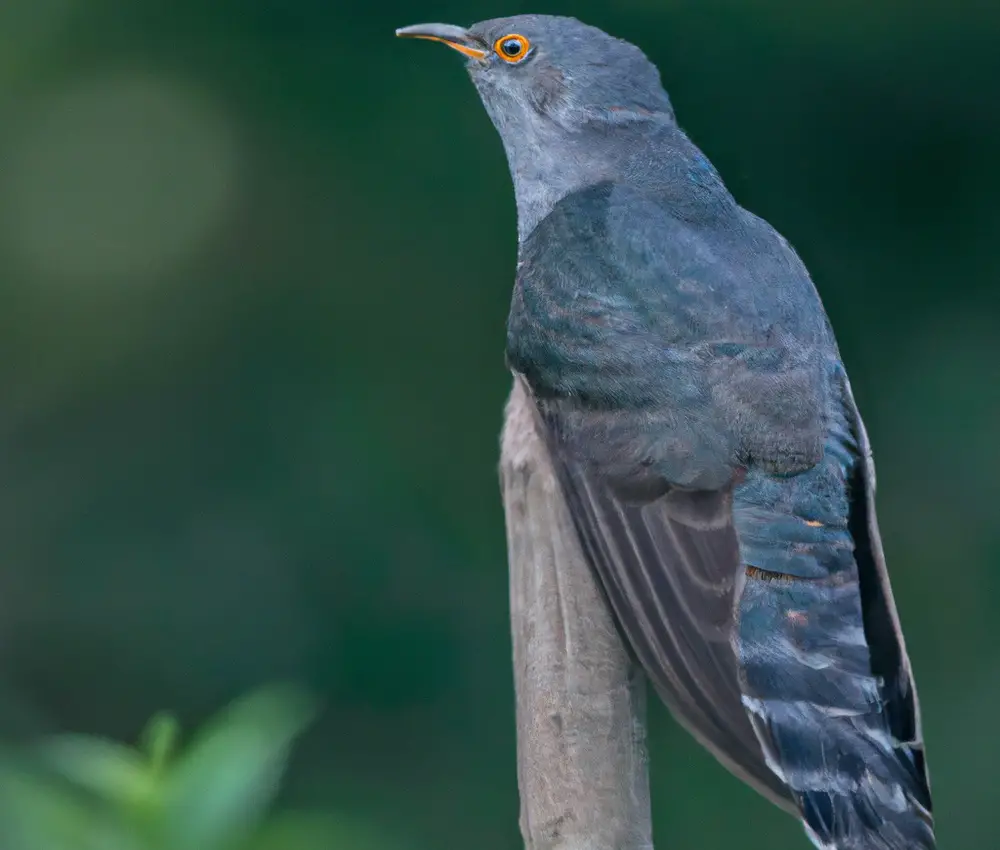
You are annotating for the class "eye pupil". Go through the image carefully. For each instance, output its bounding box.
[502,38,522,56]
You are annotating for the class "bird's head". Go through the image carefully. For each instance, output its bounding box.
[396,15,674,136]
[397,15,682,239]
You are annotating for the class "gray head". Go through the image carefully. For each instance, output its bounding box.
[397,15,680,239]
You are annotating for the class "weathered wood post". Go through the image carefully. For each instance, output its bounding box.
[501,378,654,850]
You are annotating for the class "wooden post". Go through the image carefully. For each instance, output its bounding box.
[501,378,654,850]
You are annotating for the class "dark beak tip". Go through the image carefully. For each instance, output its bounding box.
[395,22,472,41]
[394,23,488,60]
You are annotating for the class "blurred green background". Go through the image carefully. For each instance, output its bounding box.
[0,1,997,848]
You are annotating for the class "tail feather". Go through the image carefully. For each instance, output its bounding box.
[733,392,934,849]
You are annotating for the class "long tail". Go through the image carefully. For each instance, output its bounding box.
[732,394,934,849]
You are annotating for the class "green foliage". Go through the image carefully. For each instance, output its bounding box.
[0,684,396,850]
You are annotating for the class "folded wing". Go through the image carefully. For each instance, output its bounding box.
[539,408,796,810]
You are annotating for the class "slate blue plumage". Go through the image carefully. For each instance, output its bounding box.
[399,15,934,849]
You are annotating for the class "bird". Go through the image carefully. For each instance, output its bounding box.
[397,15,934,850]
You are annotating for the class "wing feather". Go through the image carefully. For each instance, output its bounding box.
[541,414,796,810]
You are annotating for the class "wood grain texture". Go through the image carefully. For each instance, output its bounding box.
[501,377,654,850]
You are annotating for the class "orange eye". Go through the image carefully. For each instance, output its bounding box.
[494,33,530,63]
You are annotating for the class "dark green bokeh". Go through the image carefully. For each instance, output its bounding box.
[0,1,997,847]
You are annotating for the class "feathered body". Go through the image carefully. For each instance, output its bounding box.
[507,171,933,849]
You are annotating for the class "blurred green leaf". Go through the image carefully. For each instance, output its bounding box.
[160,683,318,850]
[0,765,142,850]
[40,734,154,808]
[141,712,181,778]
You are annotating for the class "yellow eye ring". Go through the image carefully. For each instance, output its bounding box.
[494,33,530,63]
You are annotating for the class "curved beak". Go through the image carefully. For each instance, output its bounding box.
[395,23,489,61]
